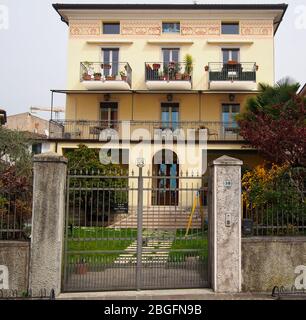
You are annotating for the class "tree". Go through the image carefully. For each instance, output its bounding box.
[237,79,306,166]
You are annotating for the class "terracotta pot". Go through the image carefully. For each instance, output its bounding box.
[175,73,182,80]
[153,64,161,70]
[94,75,102,81]
[106,76,116,81]
[121,75,127,81]
[83,74,92,81]
[182,74,190,80]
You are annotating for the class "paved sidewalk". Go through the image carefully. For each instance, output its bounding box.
[58,289,273,300]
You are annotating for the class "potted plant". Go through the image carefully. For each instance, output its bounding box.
[106,75,116,81]
[153,63,161,70]
[174,63,182,80]
[82,72,92,81]
[120,70,127,81]
[183,54,193,80]
[101,63,111,70]
[205,65,209,72]
[94,72,102,81]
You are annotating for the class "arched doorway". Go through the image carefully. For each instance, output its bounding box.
[152,149,179,206]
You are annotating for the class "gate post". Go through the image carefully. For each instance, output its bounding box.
[136,159,145,290]
[29,152,67,297]
[208,156,243,293]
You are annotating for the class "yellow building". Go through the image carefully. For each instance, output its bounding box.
[49,3,287,191]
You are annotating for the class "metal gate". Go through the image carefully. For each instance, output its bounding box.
[62,168,209,292]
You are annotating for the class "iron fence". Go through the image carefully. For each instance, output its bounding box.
[209,62,257,82]
[0,191,32,241]
[145,62,193,82]
[80,62,132,88]
[272,286,306,300]
[49,119,244,141]
[242,170,306,236]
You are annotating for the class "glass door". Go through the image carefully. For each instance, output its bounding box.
[102,48,119,78]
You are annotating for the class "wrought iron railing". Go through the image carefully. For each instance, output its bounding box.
[242,169,306,236]
[49,120,244,141]
[208,62,257,82]
[145,62,193,82]
[0,191,32,241]
[80,62,132,87]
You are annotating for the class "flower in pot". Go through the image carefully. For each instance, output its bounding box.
[106,75,116,81]
[153,63,161,70]
[101,63,112,70]
[120,70,127,81]
[183,54,193,80]
[94,72,102,81]
[83,72,92,81]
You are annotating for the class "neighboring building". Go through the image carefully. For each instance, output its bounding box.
[299,83,306,97]
[49,3,287,199]
[0,109,7,125]
[6,112,52,154]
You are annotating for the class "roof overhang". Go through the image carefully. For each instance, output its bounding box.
[53,3,288,35]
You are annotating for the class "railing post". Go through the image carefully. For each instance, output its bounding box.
[29,152,67,297]
[136,159,145,291]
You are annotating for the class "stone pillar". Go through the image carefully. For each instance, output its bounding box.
[208,156,243,293]
[29,152,67,296]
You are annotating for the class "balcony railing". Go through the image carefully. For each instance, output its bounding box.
[49,120,244,141]
[80,62,132,88]
[208,62,257,82]
[145,62,192,82]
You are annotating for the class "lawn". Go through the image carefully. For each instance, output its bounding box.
[168,229,208,262]
[66,227,138,264]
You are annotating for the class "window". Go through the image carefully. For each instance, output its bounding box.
[103,22,120,34]
[102,48,119,76]
[162,48,180,63]
[161,103,179,130]
[221,22,239,35]
[222,48,240,63]
[100,102,118,128]
[222,104,240,129]
[162,22,180,34]
[32,143,42,155]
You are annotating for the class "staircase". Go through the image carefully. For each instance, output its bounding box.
[110,206,205,229]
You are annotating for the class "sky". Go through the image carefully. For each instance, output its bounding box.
[0,0,306,118]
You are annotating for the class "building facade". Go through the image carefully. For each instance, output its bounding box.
[49,3,287,202]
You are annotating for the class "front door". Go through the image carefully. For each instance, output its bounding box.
[156,163,179,206]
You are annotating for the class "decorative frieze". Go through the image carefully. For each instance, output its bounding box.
[240,20,273,36]
[70,21,101,37]
[181,21,220,36]
[121,21,161,36]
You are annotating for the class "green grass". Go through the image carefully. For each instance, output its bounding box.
[67,227,137,264]
[168,229,208,262]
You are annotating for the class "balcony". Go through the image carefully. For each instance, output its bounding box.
[145,62,192,91]
[208,62,257,91]
[80,62,132,90]
[49,120,244,142]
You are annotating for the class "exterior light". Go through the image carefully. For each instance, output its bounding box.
[136,157,145,168]
[167,94,173,102]
[104,94,111,101]
[229,93,235,102]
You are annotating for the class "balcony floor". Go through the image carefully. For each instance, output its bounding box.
[146,81,192,91]
[209,81,257,91]
[82,80,131,91]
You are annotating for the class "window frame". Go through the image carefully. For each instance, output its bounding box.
[162,22,181,34]
[221,22,240,35]
[102,22,121,35]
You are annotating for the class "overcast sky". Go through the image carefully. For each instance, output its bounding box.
[0,0,306,118]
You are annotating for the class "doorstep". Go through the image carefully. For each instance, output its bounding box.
[58,289,272,300]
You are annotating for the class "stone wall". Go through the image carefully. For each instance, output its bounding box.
[242,237,306,292]
[0,241,30,292]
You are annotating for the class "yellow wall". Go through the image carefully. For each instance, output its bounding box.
[66,92,256,122]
